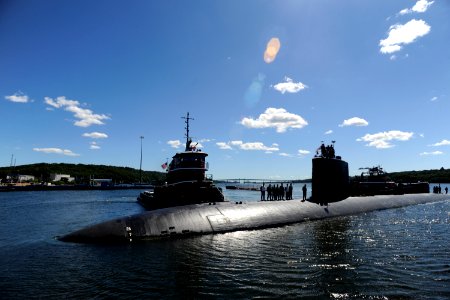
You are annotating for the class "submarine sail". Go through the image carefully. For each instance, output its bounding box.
[310,142,350,205]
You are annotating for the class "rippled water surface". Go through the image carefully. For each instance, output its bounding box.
[0,187,449,299]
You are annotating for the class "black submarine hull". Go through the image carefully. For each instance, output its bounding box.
[59,193,450,243]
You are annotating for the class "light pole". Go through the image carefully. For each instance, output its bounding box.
[139,136,144,184]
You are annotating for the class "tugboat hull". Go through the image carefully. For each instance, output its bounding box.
[138,181,224,210]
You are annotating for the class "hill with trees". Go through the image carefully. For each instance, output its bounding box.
[2,163,449,185]
[387,167,450,183]
[0,163,166,185]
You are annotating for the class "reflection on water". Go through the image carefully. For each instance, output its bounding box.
[309,218,359,298]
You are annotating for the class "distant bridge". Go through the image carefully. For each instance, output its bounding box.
[214,178,310,184]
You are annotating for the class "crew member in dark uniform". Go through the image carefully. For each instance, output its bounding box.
[260,183,266,201]
[302,184,307,201]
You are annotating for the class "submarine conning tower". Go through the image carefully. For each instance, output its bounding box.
[311,142,350,205]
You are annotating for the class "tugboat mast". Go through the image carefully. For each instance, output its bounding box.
[182,112,194,151]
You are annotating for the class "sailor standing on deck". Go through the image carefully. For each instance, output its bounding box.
[288,183,293,200]
[302,184,307,201]
[260,183,266,201]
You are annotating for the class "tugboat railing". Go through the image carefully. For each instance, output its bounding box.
[163,179,213,187]
[169,167,208,172]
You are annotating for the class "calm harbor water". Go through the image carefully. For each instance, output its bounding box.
[0,184,449,299]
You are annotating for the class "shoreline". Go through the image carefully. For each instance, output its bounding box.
[0,184,153,192]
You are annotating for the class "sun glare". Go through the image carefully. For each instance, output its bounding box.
[264,37,281,63]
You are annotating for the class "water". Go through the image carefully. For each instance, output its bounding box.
[0,186,449,299]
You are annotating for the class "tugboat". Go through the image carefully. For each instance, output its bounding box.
[351,166,396,196]
[137,113,225,210]
[351,165,428,196]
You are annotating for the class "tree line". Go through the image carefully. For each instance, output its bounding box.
[0,163,166,185]
[1,163,449,185]
[387,167,450,183]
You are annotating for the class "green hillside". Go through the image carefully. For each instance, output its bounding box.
[2,163,449,185]
[0,163,166,184]
[388,168,450,183]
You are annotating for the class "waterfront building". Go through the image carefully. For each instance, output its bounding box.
[50,174,75,182]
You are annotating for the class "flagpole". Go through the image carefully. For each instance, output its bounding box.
[139,136,144,184]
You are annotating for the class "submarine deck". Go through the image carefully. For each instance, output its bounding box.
[60,193,450,243]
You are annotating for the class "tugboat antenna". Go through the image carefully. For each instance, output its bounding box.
[182,112,194,151]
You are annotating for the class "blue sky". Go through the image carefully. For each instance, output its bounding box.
[1,0,449,180]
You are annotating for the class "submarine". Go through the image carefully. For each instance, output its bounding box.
[59,140,450,244]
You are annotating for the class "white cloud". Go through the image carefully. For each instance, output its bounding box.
[357,130,414,149]
[273,77,308,94]
[33,147,80,156]
[167,140,182,148]
[240,142,279,151]
[429,139,450,147]
[90,142,101,150]
[339,117,369,127]
[430,96,438,102]
[379,19,431,54]
[399,9,411,15]
[230,141,243,146]
[82,132,108,139]
[198,138,213,143]
[325,130,333,135]
[298,149,310,156]
[44,96,110,127]
[399,0,434,15]
[279,153,293,157]
[45,96,78,108]
[240,107,308,133]
[216,140,279,152]
[420,151,443,156]
[5,92,30,103]
[216,142,232,150]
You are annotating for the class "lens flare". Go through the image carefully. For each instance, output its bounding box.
[244,73,265,108]
[264,37,281,63]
